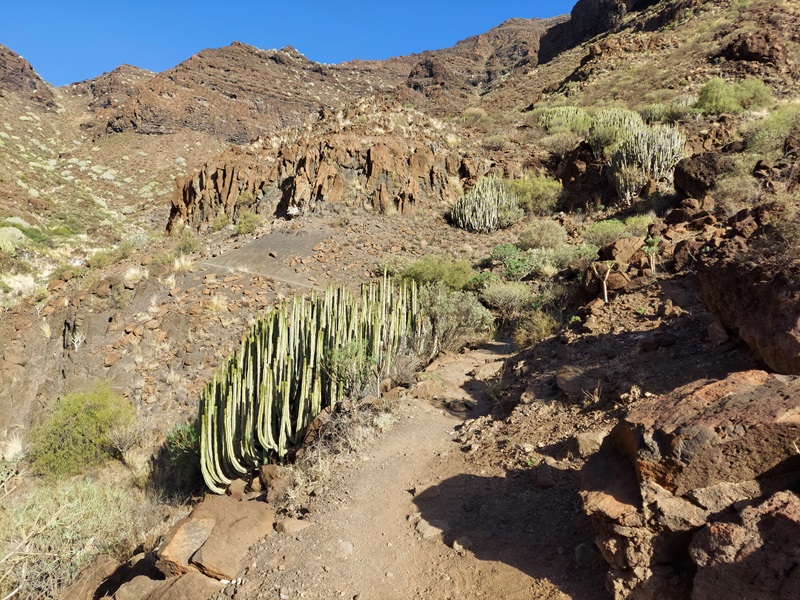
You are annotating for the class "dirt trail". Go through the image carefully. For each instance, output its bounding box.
[227,343,605,600]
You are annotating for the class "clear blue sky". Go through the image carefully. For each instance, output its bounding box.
[1,1,576,86]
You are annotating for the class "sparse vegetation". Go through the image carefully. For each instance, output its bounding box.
[0,479,162,599]
[535,106,592,135]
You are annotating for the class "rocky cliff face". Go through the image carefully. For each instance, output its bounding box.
[167,99,523,233]
[68,42,416,143]
[0,45,55,106]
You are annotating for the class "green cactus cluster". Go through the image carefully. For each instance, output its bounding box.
[449,176,523,233]
[199,277,421,493]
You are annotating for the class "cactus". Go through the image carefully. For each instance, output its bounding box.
[199,276,423,493]
[449,176,523,233]
[536,106,592,135]
[587,108,645,159]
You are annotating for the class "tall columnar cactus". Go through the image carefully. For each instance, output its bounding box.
[199,276,421,493]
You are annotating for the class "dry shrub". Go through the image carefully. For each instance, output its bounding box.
[518,219,568,250]
[513,309,559,348]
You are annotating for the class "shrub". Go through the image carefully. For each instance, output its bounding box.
[491,243,522,265]
[743,103,800,154]
[513,309,559,348]
[0,479,161,598]
[483,135,508,151]
[465,271,501,292]
[449,176,523,233]
[480,281,533,323]
[588,108,645,159]
[418,283,494,355]
[535,106,592,135]
[695,77,772,115]
[624,213,655,238]
[177,228,200,255]
[582,219,627,247]
[639,102,692,124]
[324,340,376,399]
[504,174,563,215]
[236,209,262,235]
[518,219,567,250]
[401,255,475,290]
[211,211,229,232]
[502,253,540,280]
[538,131,581,156]
[713,175,762,216]
[0,227,25,254]
[30,383,134,480]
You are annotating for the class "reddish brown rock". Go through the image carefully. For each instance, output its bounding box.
[155,517,216,577]
[60,554,120,600]
[599,237,645,266]
[690,491,800,600]
[582,370,800,599]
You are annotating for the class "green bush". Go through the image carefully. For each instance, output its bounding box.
[177,228,201,255]
[30,383,134,480]
[518,219,567,250]
[449,176,523,233]
[401,255,475,290]
[535,106,592,135]
[639,102,693,124]
[491,243,522,265]
[582,219,628,247]
[465,271,501,292]
[324,340,376,399]
[418,283,494,354]
[624,213,655,238]
[743,103,800,154]
[236,209,262,235]
[504,174,563,215]
[513,309,559,348]
[480,281,533,323]
[211,211,229,232]
[695,77,772,114]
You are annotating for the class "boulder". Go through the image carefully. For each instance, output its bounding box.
[690,491,800,600]
[673,152,734,200]
[581,370,800,599]
[721,32,787,65]
[599,237,644,266]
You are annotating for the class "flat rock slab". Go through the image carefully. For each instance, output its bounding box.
[156,517,216,577]
[156,495,274,581]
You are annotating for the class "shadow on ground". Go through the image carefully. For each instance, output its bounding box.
[413,466,610,599]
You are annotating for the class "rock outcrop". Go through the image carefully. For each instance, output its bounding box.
[0,44,55,106]
[168,100,510,233]
[582,370,800,599]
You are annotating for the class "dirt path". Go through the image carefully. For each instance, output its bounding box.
[227,343,606,600]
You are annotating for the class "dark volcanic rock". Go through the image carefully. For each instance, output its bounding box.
[0,44,55,106]
[673,152,735,200]
[721,31,787,65]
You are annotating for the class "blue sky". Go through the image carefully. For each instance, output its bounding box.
[1,1,576,86]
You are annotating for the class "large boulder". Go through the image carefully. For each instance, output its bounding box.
[690,491,800,600]
[673,152,734,200]
[582,370,800,599]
